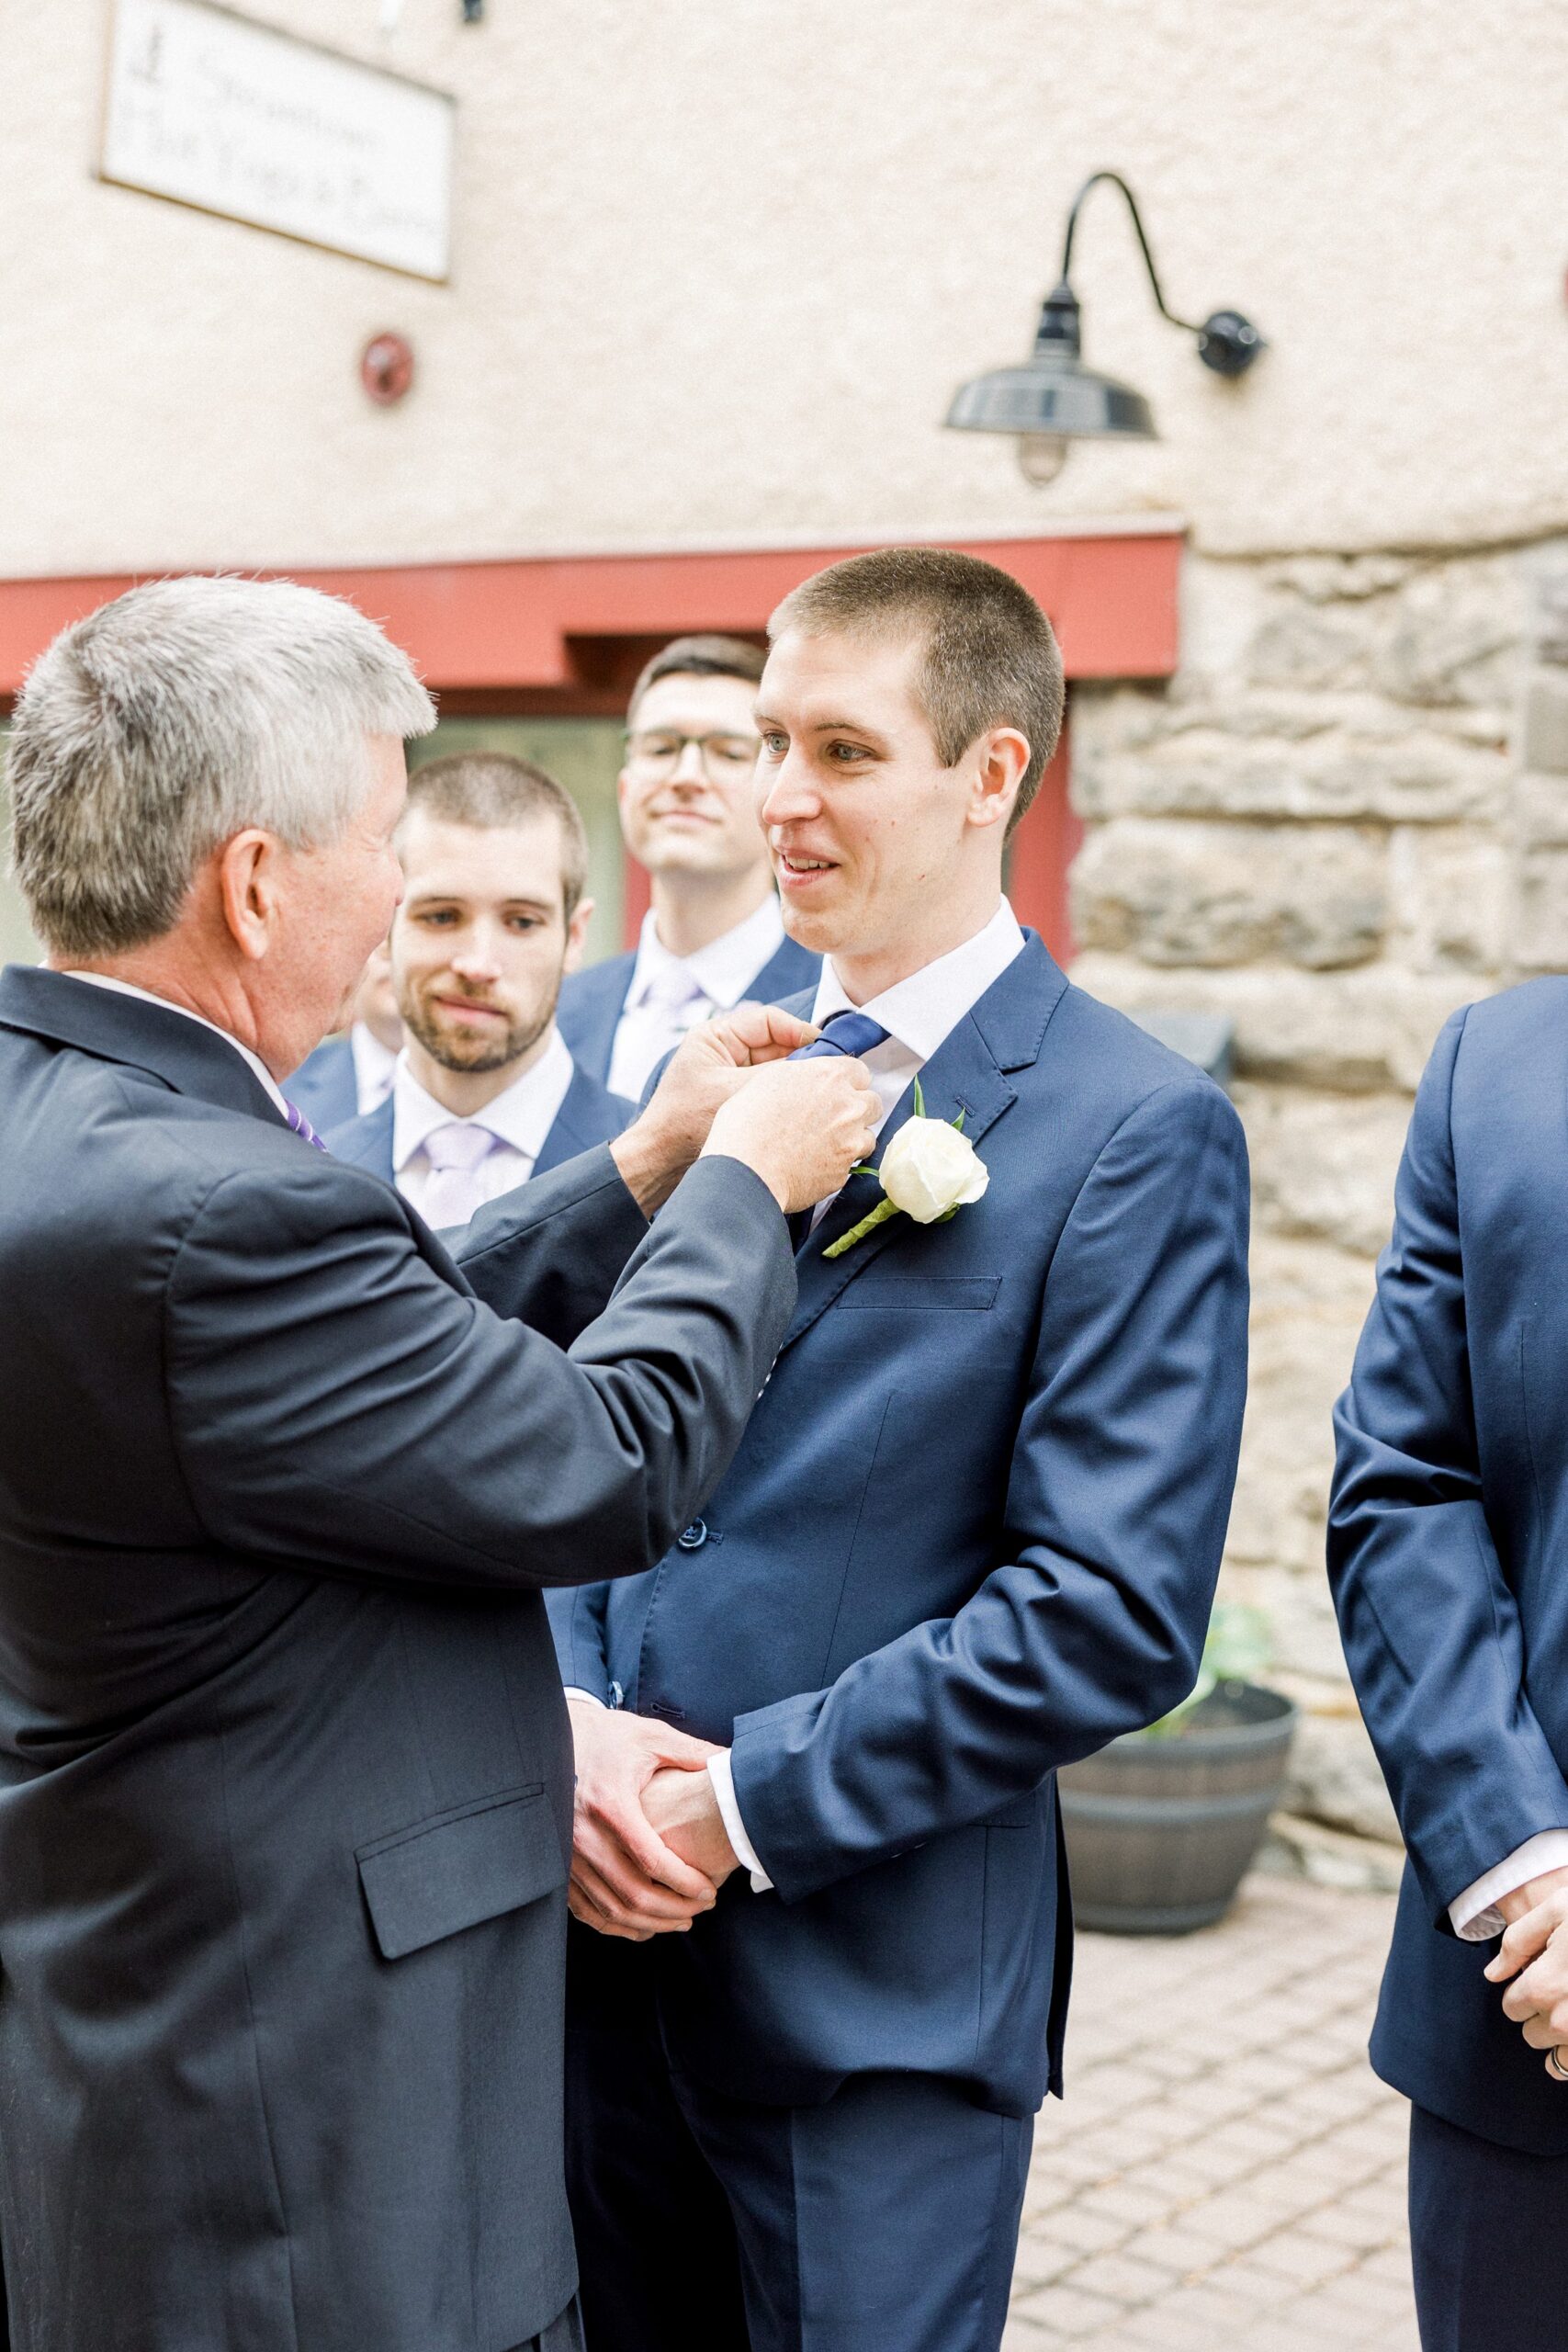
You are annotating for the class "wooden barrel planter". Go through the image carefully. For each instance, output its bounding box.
[1058,1684,1298,1934]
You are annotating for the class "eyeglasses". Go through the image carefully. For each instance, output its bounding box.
[625,729,761,786]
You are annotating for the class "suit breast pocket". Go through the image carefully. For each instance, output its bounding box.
[356,1783,565,1961]
[836,1274,1002,1312]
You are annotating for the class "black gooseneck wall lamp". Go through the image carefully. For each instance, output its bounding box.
[945,171,1265,484]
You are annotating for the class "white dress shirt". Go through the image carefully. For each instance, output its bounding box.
[707,899,1026,1889]
[606,896,787,1102]
[60,971,288,1112]
[1450,1831,1568,1940]
[349,1022,398,1115]
[389,1028,576,1223]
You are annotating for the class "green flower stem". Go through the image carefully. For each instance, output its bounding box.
[821,1197,901,1260]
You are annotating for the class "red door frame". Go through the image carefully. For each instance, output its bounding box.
[0,531,1179,961]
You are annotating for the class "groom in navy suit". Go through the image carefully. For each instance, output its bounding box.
[527,549,1252,2351]
[1332,989,1568,2349]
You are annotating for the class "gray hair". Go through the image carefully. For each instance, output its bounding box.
[7,574,436,956]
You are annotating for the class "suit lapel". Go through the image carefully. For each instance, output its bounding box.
[537,1062,633,1176]
[533,1080,581,1180]
[328,1095,395,1180]
[582,963,632,1086]
[779,934,1066,1352]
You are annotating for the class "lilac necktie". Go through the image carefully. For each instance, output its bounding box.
[421,1122,499,1228]
[282,1099,329,1152]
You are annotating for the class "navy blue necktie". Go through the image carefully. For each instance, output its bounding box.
[282,1098,329,1152]
[786,1010,890,1245]
[790,1009,890,1063]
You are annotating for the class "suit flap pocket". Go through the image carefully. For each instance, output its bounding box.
[838,1275,1002,1312]
[356,1784,565,1961]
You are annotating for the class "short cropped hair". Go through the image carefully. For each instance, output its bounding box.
[402,750,590,918]
[8,574,435,957]
[769,548,1065,833]
[627,634,766,721]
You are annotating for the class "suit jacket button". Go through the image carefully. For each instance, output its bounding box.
[676,1520,708,1551]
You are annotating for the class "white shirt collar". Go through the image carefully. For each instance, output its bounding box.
[59,970,289,1114]
[809,899,1025,1059]
[626,894,786,1013]
[348,1021,399,1114]
[391,1026,575,1173]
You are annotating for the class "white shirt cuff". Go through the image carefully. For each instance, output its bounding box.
[706,1752,773,1893]
[1450,1830,1568,1940]
[562,1686,605,1707]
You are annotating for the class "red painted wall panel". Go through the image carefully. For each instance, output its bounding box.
[0,533,1179,699]
[1,537,1166,967]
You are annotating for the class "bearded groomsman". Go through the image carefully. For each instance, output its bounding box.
[329,751,629,1219]
[1331,990,1568,2351]
[556,636,818,1099]
[514,549,1252,2352]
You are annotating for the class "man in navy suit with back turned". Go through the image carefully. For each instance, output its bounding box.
[528,549,1252,2352]
[555,635,818,1098]
[328,750,630,1218]
[0,574,879,2352]
[1331,988,1568,2350]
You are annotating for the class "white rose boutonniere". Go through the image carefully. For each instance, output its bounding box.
[822,1080,989,1261]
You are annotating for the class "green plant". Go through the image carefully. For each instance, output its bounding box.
[1134,1600,1272,1740]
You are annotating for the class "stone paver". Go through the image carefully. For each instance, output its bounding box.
[1005,1874,1419,2349]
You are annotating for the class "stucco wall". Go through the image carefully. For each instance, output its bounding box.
[4,0,1565,577]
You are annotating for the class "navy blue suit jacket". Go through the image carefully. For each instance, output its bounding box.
[324,1057,632,1190]
[557,933,820,1086]
[285,1031,359,1129]
[1331,983,1568,2155]
[535,936,1251,2117]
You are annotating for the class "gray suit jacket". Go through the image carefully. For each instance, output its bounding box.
[0,965,794,2352]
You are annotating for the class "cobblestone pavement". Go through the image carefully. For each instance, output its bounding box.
[1005,1873,1418,2351]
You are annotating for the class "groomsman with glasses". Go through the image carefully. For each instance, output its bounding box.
[556,635,818,1101]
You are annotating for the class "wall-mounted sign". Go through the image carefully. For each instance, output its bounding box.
[99,0,456,282]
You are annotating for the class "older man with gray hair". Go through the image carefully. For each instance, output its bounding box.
[0,576,876,2352]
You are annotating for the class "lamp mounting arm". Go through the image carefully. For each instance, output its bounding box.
[1057,171,1201,334]
[1053,171,1265,379]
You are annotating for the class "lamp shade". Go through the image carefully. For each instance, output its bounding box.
[945,279,1157,446]
[944,358,1156,442]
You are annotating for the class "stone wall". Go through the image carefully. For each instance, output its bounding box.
[1069,537,1568,1847]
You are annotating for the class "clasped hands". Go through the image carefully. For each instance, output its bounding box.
[1485,1863,1568,2083]
[564,1696,740,1941]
